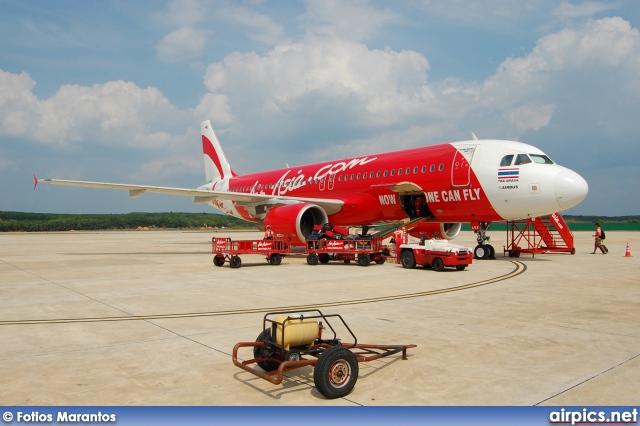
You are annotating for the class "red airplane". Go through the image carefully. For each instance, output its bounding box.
[37,120,589,258]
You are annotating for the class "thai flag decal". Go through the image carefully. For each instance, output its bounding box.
[498,167,519,180]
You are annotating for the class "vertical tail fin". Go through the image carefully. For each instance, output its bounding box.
[201,120,235,183]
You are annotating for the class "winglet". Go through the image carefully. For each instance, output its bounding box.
[33,174,39,191]
[471,132,478,140]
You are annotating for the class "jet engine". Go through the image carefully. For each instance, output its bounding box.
[263,203,329,245]
[407,222,462,240]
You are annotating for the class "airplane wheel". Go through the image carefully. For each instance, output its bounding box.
[319,254,330,264]
[307,253,319,265]
[213,256,225,267]
[314,346,359,399]
[230,255,242,268]
[358,254,371,267]
[432,257,444,272]
[253,330,280,372]
[401,250,416,269]
[474,245,486,260]
[269,253,282,265]
[486,244,495,259]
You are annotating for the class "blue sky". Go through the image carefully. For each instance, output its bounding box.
[1,0,639,216]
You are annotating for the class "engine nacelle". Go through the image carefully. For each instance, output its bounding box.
[408,222,462,240]
[263,203,329,245]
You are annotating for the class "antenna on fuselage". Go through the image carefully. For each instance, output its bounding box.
[471,132,478,140]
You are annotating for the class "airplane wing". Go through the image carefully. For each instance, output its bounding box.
[36,178,345,215]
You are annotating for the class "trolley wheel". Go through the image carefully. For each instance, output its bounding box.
[213,256,225,267]
[401,250,416,269]
[269,253,282,265]
[432,257,444,272]
[570,247,576,255]
[230,255,242,268]
[284,350,301,362]
[253,330,280,372]
[313,346,359,399]
[358,254,371,267]
[474,245,486,260]
[455,264,467,271]
[307,253,319,265]
[319,253,330,264]
[508,250,515,258]
[514,249,521,258]
[375,257,386,264]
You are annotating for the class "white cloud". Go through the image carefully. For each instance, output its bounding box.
[553,1,622,19]
[0,71,189,150]
[300,0,400,41]
[156,27,209,63]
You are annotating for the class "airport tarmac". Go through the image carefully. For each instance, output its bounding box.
[1,230,638,406]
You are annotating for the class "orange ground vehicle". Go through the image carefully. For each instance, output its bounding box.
[399,239,473,271]
[212,237,291,268]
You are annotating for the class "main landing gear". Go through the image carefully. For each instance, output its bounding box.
[474,222,495,260]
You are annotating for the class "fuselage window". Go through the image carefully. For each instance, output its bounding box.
[390,169,395,176]
[413,166,418,174]
[376,171,381,178]
[530,154,554,164]
[430,165,435,172]
[421,165,426,173]
[357,173,360,180]
[338,175,342,182]
[500,155,514,167]
[514,154,532,165]
[407,167,411,175]
[397,168,402,176]
[438,164,444,171]
[383,170,388,177]
[370,171,374,178]
[350,174,354,180]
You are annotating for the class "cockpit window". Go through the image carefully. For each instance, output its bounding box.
[530,154,554,164]
[514,154,532,165]
[500,155,514,167]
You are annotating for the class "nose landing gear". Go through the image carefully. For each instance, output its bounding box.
[474,222,495,260]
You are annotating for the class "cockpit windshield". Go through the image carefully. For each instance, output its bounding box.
[530,154,554,164]
[500,153,555,166]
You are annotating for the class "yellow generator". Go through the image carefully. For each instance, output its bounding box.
[232,309,416,399]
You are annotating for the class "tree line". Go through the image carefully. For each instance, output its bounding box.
[0,211,256,232]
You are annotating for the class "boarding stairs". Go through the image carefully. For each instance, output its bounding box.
[504,212,575,257]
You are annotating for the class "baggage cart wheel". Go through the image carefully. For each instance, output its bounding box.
[432,257,444,272]
[230,255,242,268]
[358,254,371,267]
[401,250,416,269]
[253,330,280,372]
[213,256,225,267]
[269,253,282,265]
[307,253,319,265]
[314,346,359,399]
[319,253,330,264]
[456,265,466,271]
[375,257,386,264]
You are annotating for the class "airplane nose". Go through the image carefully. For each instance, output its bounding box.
[555,169,589,210]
